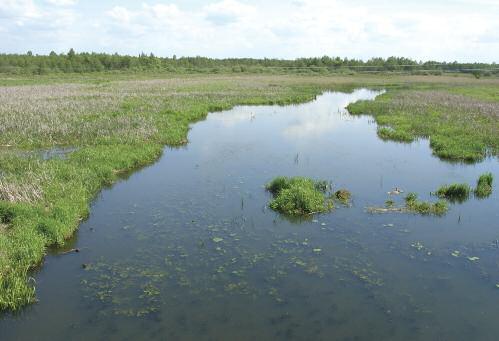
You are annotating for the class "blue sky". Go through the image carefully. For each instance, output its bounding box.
[1,0,498,62]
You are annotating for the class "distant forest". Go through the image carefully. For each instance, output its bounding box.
[1,49,497,76]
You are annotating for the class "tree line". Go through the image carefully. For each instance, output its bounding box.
[0,49,497,76]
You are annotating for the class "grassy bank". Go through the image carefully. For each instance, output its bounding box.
[0,73,498,311]
[347,85,499,162]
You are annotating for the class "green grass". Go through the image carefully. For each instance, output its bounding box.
[377,127,415,143]
[0,73,498,311]
[435,183,471,203]
[404,193,448,216]
[266,177,334,215]
[475,172,494,198]
[347,86,499,162]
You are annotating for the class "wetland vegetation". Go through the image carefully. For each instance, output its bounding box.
[266,177,334,215]
[435,183,472,203]
[0,69,498,340]
[404,193,449,216]
[475,172,494,198]
[347,89,499,162]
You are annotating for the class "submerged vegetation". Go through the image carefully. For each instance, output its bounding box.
[370,171,494,216]
[266,177,334,215]
[368,192,448,215]
[475,173,494,198]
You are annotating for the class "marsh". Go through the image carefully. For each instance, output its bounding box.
[1,89,498,340]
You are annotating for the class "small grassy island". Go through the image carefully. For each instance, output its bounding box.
[266,177,335,216]
[434,173,494,202]
[475,173,494,198]
[404,193,449,216]
[435,183,472,203]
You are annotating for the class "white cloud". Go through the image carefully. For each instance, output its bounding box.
[0,0,42,20]
[204,0,255,25]
[107,6,134,24]
[45,0,78,6]
[0,0,497,62]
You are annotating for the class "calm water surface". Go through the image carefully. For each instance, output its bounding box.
[1,90,498,340]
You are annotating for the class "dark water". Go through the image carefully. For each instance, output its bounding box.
[1,90,498,340]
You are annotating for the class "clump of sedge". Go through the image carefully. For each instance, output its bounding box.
[335,189,352,204]
[474,172,493,199]
[266,176,334,216]
[435,183,471,203]
[405,192,448,216]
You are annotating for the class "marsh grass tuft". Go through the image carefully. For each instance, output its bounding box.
[475,173,493,198]
[405,192,448,216]
[377,127,414,143]
[435,183,471,203]
[335,189,352,204]
[266,177,334,216]
[265,176,292,196]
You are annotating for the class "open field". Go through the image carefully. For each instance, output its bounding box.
[0,73,498,311]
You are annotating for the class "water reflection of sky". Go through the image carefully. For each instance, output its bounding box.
[209,89,383,139]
